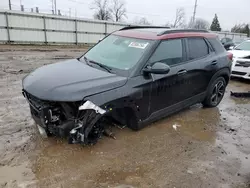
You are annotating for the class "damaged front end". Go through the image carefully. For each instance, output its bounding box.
[23,90,108,145]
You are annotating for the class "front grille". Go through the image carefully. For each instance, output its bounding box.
[23,91,47,111]
[232,71,246,76]
[243,56,250,59]
[236,61,250,67]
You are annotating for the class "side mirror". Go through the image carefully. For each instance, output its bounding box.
[98,38,103,43]
[143,62,170,74]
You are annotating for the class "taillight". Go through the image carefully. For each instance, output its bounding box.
[227,52,233,61]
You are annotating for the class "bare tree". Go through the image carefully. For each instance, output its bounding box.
[91,0,112,20]
[134,17,151,25]
[231,23,250,37]
[231,24,245,33]
[173,8,185,28]
[191,18,209,30]
[109,0,127,22]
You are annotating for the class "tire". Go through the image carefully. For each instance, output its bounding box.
[202,77,226,107]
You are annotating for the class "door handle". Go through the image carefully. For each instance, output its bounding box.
[211,60,217,65]
[177,70,187,75]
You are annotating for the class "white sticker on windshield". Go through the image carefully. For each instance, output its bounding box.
[128,42,149,49]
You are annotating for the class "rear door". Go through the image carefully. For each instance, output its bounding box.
[185,37,217,96]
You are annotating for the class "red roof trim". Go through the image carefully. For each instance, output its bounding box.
[158,32,216,40]
[113,30,217,40]
[113,30,158,40]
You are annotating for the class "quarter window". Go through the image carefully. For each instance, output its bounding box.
[149,39,183,66]
[187,38,209,60]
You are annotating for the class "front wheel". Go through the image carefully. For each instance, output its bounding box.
[202,77,226,107]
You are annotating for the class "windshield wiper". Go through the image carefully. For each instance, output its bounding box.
[83,56,112,73]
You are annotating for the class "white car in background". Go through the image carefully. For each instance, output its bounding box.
[229,40,250,80]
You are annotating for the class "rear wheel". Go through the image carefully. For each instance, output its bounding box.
[203,77,226,107]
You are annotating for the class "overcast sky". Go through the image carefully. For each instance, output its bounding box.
[1,0,249,30]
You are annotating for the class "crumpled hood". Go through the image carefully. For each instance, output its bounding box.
[228,50,250,58]
[22,59,127,101]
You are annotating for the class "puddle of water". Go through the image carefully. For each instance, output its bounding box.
[27,77,249,188]
[154,105,220,142]
[32,103,221,187]
[95,165,147,186]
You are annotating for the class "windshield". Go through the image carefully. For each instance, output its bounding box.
[81,35,152,70]
[235,41,250,51]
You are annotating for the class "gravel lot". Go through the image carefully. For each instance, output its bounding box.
[0,45,250,188]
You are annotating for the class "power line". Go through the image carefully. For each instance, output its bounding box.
[67,0,92,5]
[67,0,178,20]
[7,0,198,24]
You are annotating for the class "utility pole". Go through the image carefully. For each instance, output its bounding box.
[192,0,198,25]
[8,0,12,10]
[69,8,71,17]
[54,0,57,15]
[20,0,23,11]
[51,0,54,14]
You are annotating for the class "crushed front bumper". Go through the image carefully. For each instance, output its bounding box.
[23,90,107,145]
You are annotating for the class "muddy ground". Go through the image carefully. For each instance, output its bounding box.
[0,45,250,188]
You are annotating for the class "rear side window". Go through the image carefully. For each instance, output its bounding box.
[187,38,209,60]
[207,38,226,53]
[149,39,183,66]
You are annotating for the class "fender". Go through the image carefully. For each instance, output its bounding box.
[83,86,139,115]
[206,68,230,92]
[83,85,143,129]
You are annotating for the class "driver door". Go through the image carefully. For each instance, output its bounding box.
[146,38,190,115]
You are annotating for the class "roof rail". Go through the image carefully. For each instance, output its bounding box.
[119,26,171,31]
[158,29,209,36]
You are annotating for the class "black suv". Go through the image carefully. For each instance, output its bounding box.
[22,26,232,145]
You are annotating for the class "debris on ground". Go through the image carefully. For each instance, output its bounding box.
[173,124,181,131]
[187,169,194,174]
[3,69,23,74]
[231,91,250,98]
[103,128,116,140]
[228,128,237,133]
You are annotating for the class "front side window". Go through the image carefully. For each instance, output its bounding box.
[149,39,183,66]
[188,38,209,60]
[81,35,152,70]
